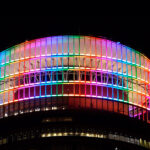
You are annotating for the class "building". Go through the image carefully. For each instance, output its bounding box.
[0,35,150,150]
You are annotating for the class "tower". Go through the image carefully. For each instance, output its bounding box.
[0,36,150,150]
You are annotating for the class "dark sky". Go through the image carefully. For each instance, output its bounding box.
[0,16,150,58]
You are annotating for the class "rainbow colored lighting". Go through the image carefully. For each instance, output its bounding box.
[0,36,150,121]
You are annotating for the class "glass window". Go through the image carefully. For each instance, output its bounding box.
[112,42,117,59]
[30,59,35,71]
[118,62,122,74]
[15,46,20,60]
[122,63,127,75]
[69,57,74,67]
[117,44,122,60]
[6,65,9,76]
[52,36,57,55]
[85,37,90,55]
[58,36,63,55]
[112,61,117,72]
[30,42,35,58]
[96,38,101,56]
[127,48,131,62]
[69,36,74,54]
[10,48,15,62]
[41,38,46,56]
[6,50,10,63]
[24,60,29,72]
[136,53,140,66]
[91,58,96,68]
[25,43,30,58]
[63,36,69,54]
[122,46,127,61]
[107,40,112,58]
[132,50,136,64]
[102,39,106,57]
[63,57,68,67]
[47,37,52,56]
[132,66,136,78]
[35,39,41,57]
[91,37,96,56]
[102,59,107,70]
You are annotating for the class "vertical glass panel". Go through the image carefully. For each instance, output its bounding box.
[102,39,106,57]
[41,58,46,69]
[69,57,74,67]
[9,63,14,75]
[63,36,68,54]
[145,58,148,69]
[91,58,96,68]
[25,60,30,72]
[47,57,51,68]
[141,55,145,68]
[141,69,145,80]
[52,36,57,55]
[59,56,63,67]
[0,93,3,104]
[15,46,20,60]
[91,37,96,56]
[74,57,79,67]
[122,46,126,61]
[25,43,30,58]
[30,41,35,58]
[107,40,112,58]
[132,66,136,78]
[122,63,127,75]
[80,36,84,55]
[128,65,132,76]
[1,67,4,77]
[85,37,90,55]
[69,36,74,54]
[51,57,57,67]
[102,59,106,70]
[136,53,140,66]
[117,44,122,60]
[1,51,5,64]
[86,57,91,68]
[132,50,136,64]
[145,71,148,82]
[6,65,9,76]
[35,39,41,57]
[107,60,111,71]
[41,38,46,56]
[127,48,131,62]
[11,48,15,62]
[47,37,52,55]
[97,59,101,70]
[14,62,19,74]
[6,50,10,63]
[96,38,101,56]
[35,58,40,70]
[137,67,141,79]
[112,61,117,72]
[112,42,117,59]
[74,37,79,55]
[58,36,63,55]
[30,59,35,71]
[63,57,68,67]
[118,62,122,74]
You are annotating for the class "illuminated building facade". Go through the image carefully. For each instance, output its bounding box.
[0,36,150,150]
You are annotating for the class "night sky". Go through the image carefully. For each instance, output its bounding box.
[0,16,150,58]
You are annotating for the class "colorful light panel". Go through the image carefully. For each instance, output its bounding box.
[0,36,150,121]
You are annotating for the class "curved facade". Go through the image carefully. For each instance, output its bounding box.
[0,35,150,123]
